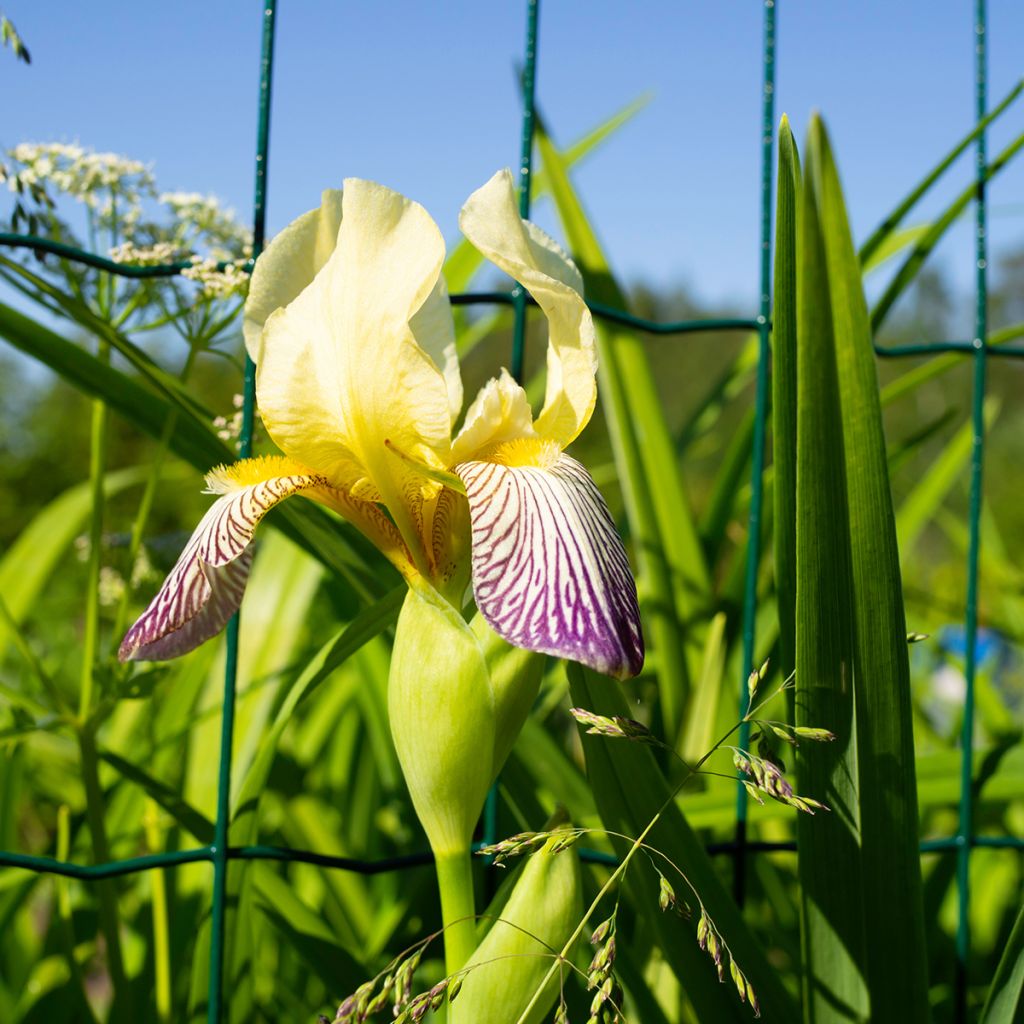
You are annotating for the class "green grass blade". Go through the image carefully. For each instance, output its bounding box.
[895,399,998,551]
[679,611,727,764]
[880,321,1024,407]
[812,113,930,1021]
[698,405,754,562]
[0,255,213,422]
[979,894,1024,1022]
[98,750,215,843]
[0,298,233,468]
[253,865,366,996]
[231,586,403,843]
[859,78,1023,265]
[530,93,652,201]
[860,223,931,274]
[871,126,1024,332]
[0,465,149,666]
[443,93,651,292]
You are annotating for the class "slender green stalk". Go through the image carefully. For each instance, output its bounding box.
[436,848,478,976]
[75,329,130,1003]
[859,78,1023,264]
[77,340,109,721]
[144,800,172,1024]
[110,339,201,650]
[77,727,128,994]
[55,805,100,1024]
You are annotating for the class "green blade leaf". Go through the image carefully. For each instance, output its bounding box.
[859,77,1023,265]
[231,586,403,843]
[793,117,869,1023]
[980,897,1024,1023]
[870,125,1024,332]
[443,92,651,292]
[98,750,214,844]
[895,399,998,551]
[0,464,151,666]
[772,115,800,682]
[804,113,930,1022]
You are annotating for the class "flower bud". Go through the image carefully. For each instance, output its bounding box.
[388,585,495,856]
[454,828,583,1024]
[388,586,544,857]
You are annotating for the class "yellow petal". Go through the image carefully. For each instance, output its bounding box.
[242,188,344,363]
[256,179,456,568]
[411,272,463,427]
[459,169,597,447]
[449,367,535,465]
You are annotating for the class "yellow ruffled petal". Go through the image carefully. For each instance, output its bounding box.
[256,179,456,571]
[459,169,597,448]
[449,368,535,465]
[242,188,344,363]
[411,273,463,428]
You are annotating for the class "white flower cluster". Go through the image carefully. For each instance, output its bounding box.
[3,141,254,308]
[213,393,261,452]
[2,142,154,225]
[182,255,249,300]
[160,190,253,260]
[98,565,127,608]
[108,240,183,265]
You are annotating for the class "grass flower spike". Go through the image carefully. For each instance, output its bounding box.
[119,169,644,681]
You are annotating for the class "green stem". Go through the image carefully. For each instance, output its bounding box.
[75,333,130,1007]
[111,340,200,651]
[78,727,128,995]
[435,847,478,979]
[144,799,172,1024]
[78,338,109,721]
[55,806,100,1024]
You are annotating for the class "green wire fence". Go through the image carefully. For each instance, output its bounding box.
[0,2,1020,1022]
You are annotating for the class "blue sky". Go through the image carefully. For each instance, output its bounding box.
[2,1,1023,315]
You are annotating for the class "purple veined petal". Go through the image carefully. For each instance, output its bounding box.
[119,468,322,662]
[455,453,644,680]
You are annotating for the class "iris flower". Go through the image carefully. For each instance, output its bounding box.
[119,170,643,680]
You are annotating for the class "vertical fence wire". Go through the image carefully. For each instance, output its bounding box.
[955,0,988,1018]
[206,4,277,1021]
[509,0,540,386]
[733,0,777,906]
[482,0,541,860]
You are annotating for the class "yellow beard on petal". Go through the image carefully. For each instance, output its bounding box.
[477,437,561,469]
[204,454,324,494]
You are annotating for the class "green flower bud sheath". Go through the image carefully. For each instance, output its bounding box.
[388,583,543,978]
[456,827,583,1024]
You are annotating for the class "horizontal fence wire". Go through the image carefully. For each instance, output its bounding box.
[5,234,1024,352]
[0,2,1016,1023]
